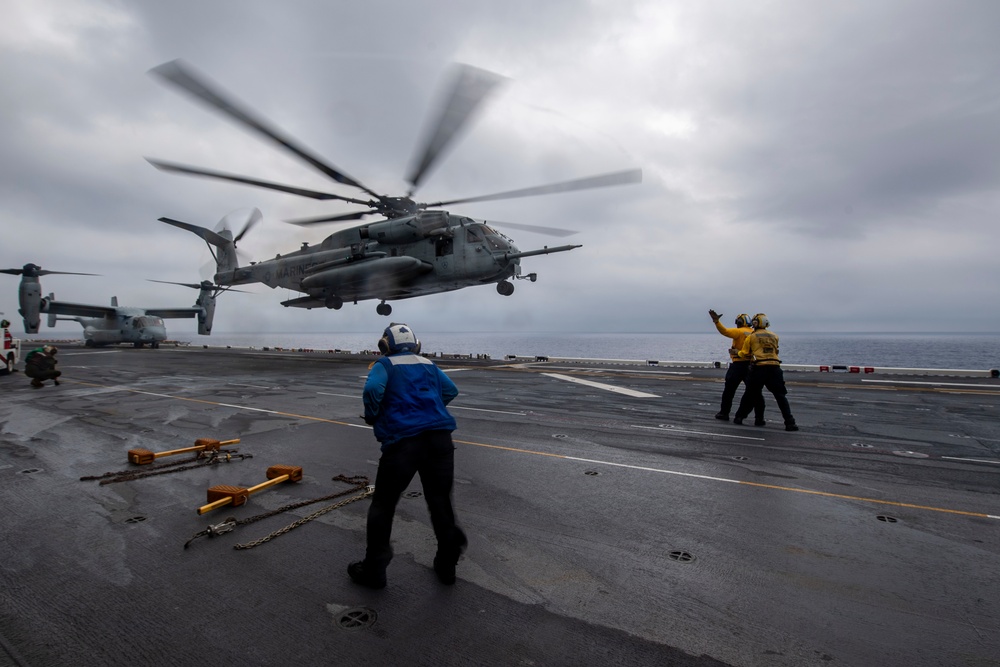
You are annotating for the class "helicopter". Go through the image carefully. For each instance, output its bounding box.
[1,262,228,347]
[147,60,641,316]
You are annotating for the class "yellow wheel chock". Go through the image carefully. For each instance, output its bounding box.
[197,465,303,515]
[128,438,240,465]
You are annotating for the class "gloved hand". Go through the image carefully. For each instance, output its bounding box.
[708,309,721,322]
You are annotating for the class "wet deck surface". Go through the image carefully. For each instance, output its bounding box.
[1,345,998,666]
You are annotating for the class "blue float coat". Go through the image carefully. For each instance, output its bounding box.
[363,352,458,448]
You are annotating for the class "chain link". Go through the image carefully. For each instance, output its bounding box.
[80,450,250,485]
[233,486,374,550]
[184,474,371,549]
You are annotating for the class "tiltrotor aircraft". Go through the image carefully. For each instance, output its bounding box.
[148,60,641,316]
[1,262,227,347]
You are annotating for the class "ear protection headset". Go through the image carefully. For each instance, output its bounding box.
[378,323,421,355]
[751,313,769,330]
[735,314,751,328]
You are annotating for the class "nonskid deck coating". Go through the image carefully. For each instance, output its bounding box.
[1,345,998,667]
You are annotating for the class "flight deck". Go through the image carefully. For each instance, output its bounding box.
[1,345,998,667]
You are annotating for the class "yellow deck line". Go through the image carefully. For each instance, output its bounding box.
[68,379,1000,520]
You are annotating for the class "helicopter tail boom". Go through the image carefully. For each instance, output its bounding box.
[159,216,241,279]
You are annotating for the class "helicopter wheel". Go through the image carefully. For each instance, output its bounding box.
[325,296,344,310]
[496,281,514,296]
[376,302,392,316]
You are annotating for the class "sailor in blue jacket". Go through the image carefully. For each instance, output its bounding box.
[349,323,466,589]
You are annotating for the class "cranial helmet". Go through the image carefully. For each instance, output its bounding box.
[735,314,751,328]
[0,319,10,328]
[751,313,769,330]
[378,323,421,355]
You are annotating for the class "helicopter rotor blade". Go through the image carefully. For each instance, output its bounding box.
[145,159,372,205]
[233,207,263,244]
[424,168,642,208]
[406,64,507,194]
[0,266,99,277]
[149,60,381,199]
[147,279,252,294]
[485,221,578,238]
[285,210,373,226]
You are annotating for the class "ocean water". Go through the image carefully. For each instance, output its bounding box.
[177,332,1000,371]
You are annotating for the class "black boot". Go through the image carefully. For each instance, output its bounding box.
[348,560,386,589]
[433,528,467,585]
[714,412,729,421]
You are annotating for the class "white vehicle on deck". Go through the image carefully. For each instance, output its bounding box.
[2,319,21,374]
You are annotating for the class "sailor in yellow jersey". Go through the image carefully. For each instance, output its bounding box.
[732,313,799,431]
[708,309,764,423]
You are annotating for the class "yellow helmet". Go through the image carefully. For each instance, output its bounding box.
[751,313,769,330]
[735,314,751,328]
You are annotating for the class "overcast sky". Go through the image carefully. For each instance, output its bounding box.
[2,0,998,339]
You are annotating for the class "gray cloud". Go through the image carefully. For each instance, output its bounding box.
[2,0,998,339]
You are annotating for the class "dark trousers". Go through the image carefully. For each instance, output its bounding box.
[26,367,61,381]
[365,429,464,569]
[720,360,763,419]
[735,365,795,424]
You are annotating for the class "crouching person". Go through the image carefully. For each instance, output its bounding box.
[25,345,61,388]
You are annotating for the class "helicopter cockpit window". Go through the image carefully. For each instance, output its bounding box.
[136,316,163,328]
[480,225,510,251]
[466,227,483,242]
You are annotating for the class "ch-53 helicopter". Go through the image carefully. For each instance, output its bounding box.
[1,262,231,347]
[148,60,641,316]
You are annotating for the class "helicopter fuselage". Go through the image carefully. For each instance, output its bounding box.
[213,214,531,310]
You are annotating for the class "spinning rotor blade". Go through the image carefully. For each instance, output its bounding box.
[487,221,578,238]
[233,207,262,244]
[285,210,373,226]
[146,159,371,205]
[425,168,643,208]
[1,264,99,277]
[147,279,251,294]
[149,60,381,198]
[406,64,507,193]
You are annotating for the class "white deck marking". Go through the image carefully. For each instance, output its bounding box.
[941,456,1000,466]
[542,373,659,398]
[631,424,765,441]
[863,379,1000,389]
[318,392,360,399]
[319,392,526,416]
[450,406,526,416]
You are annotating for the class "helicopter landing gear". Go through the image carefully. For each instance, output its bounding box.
[325,296,343,310]
[376,301,392,316]
[515,272,538,283]
[496,280,514,296]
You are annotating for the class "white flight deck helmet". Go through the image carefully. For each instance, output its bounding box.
[751,313,770,330]
[378,322,421,355]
